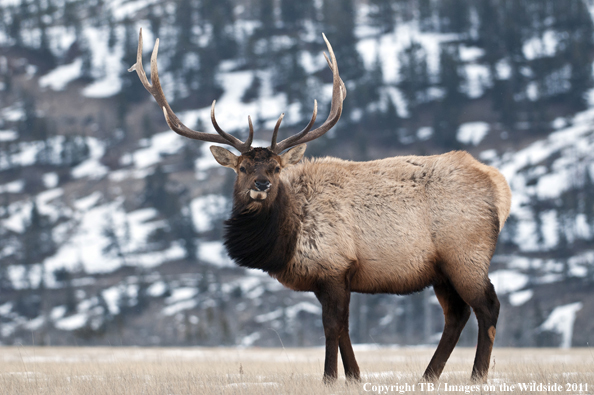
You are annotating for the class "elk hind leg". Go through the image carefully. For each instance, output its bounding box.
[467,281,499,382]
[339,324,360,382]
[447,268,500,382]
[423,281,471,381]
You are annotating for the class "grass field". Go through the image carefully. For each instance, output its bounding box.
[1,346,592,394]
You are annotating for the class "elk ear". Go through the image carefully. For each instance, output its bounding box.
[210,146,239,170]
[280,144,306,168]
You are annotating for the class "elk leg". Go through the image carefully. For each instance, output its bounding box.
[315,281,359,383]
[468,281,500,382]
[423,281,471,381]
[338,311,360,381]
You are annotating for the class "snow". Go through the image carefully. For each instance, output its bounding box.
[103,286,120,315]
[55,314,87,331]
[459,46,484,62]
[39,59,82,91]
[42,172,59,188]
[495,59,512,80]
[357,23,458,85]
[2,200,33,233]
[109,0,158,21]
[0,180,24,194]
[0,130,18,141]
[239,331,261,347]
[191,194,228,232]
[489,270,529,294]
[50,306,67,321]
[464,64,490,98]
[416,127,433,141]
[199,241,233,267]
[457,122,489,146]
[509,289,533,306]
[81,26,127,98]
[74,191,102,211]
[133,131,185,169]
[147,281,167,297]
[285,302,321,320]
[71,138,108,179]
[163,300,197,316]
[0,302,13,316]
[540,302,583,348]
[1,103,24,122]
[523,31,560,61]
[166,287,197,304]
[43,201,127,274]
[24,316,45,331]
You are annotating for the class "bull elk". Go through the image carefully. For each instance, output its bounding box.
[129,28,511,383]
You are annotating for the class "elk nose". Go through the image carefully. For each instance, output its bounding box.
[254,180,270,191]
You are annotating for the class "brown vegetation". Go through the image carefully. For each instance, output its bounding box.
[1,347,592,395]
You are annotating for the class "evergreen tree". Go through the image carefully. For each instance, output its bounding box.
[321,0,364,81]
[21,202,55,287]
[273,45,308,105]
[119,18,148,107]
[171,209,198,261]
[241,73,262,103]
[148,5,163,40]
[368,0,396,33]
[144,165,180,217]
[60,135,90,167]
[398,41,430,115]
[53,268,77,313]
[438,0,470,34]
[144,165,198,261]
[280,0,315,30]
[258,0,275,34]
[18,94,50,141]
[438,43,466,103]
[433,43,465,149]
[355,52,383,108]
[102,215,130,266]
[200,0,237,60]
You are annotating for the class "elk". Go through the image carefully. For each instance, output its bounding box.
[129,28,512,384]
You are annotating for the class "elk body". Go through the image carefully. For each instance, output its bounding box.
[130,29,512,383]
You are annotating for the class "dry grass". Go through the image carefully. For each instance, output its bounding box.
[1,346,593,394]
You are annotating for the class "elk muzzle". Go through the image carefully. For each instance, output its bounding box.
[250,179,271,201]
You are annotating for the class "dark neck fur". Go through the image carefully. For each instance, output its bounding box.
[223,183,298,274]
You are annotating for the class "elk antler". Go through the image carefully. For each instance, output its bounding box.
[128,28,253,153]
[270,33,347,154]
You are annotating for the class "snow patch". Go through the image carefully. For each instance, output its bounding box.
[457,122,489,146]
[540,302,582,348]
[199,241,233,267]
[489,270,529,294]
[509,290,533,306]
[39,59,82,90]
[55,314,87,331]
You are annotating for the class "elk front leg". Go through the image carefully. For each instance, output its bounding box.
[315,281,360,384]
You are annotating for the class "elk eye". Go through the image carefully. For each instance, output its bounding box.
[239,166,246,173]
[275,166,281,173]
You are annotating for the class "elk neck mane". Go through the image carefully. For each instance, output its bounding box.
[223,182,299,274]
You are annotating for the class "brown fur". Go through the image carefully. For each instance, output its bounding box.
[212,146,511,384]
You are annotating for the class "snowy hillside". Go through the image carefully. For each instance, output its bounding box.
[0,0,593,348]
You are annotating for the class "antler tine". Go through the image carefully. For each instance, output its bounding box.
[210,100,252,152]
[246,115,254,148]
[128,28,253,153]
[270,101,317,153]
[269,113,285,152]
[273,33,347,153]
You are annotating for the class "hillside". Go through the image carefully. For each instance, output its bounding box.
[0,0,593,348]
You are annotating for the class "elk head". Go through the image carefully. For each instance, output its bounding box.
[129,29,346,207]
